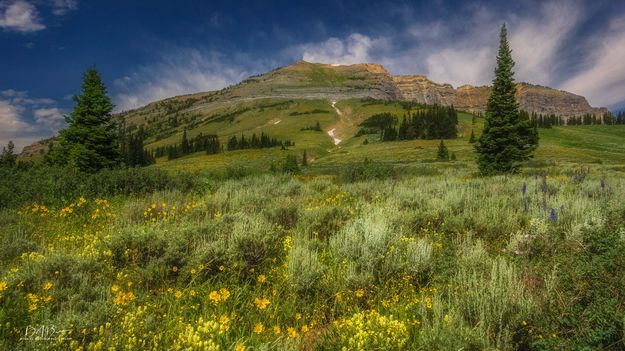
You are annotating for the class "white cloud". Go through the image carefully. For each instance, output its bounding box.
[113,49,252,111]
[425,47,494,87]
[0,99,30,132]
[33,107,66,129]
[300,33,387,65]
[561,16,625,108]
[0,91,65,152]
[51,0,77,16]
[2,89,55,106]
[509,1,581,85]
[0,0,45,32]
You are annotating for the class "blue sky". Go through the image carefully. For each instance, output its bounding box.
[2,0,625,151]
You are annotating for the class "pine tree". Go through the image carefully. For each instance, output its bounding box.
[437,140,449,161]
[181,129,190,155]
[469,129,476,143]
[302,150,308,166]
[476,24,538,174]
[282,154,300,174]
[0,141,17,168]
[47,66,119,172]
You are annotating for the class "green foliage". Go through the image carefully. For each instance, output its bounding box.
[0,166,200,209]
[2,164,625,350]
[302,150,308,167]
[47,67,119,172]
[359,112,396,132]
[287,238,325,294]
[476,25,538,174]
[282,154,300,174]
[339,158,395,183]
[437,140,449,161]
[0,141,16,168]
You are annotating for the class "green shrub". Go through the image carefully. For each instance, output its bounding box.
[287,238,325,294]
[339,158,396,183]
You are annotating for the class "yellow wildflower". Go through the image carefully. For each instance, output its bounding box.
[174,290,183,299]
[43,281,53,291]
[355,289,365,297]
[0,281,7,292]
[208,290,221,305]
[254,297,270,310]
[253,323,264,334]
[287,327,299,338]
[272,325,281,335]
[111,284,120,292]
[234,343,246,351]
[257,274,266,283]
[219,288,230,301]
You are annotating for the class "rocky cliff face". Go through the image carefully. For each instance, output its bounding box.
[121,61,606,121]
[393,75,606,117]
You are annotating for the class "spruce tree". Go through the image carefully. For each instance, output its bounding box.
[437,140,449,161]
[282,154,300,174]
[476,24,538,174]
[48,66,119,172]
[302,150,308,166]
[0,141,17,168]
[469,129,476,143]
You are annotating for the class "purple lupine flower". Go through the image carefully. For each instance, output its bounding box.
[522,182,527,196]
[541,176,548,193]
[550,208,557,222]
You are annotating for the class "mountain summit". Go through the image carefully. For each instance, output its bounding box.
[124,60,607,119]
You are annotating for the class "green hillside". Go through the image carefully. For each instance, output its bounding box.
[140,97,625,173]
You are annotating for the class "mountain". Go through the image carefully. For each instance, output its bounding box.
[120,60,606,124]
[19,61,607,157]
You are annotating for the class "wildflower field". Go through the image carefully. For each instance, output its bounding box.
[1,164,624,350]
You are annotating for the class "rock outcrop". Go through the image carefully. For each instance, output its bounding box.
[393,75,606,117]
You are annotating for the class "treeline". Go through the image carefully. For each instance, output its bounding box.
[527,111,625,128]
[119,126,155,167]
[226,132,292,151]
[357,105,458,141]
[153,130,293,160]
[153,130,221,160]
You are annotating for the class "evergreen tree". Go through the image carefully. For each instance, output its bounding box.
[437,140,449,161]
[469,129,476,143]
[181,129,190,155]
[0,141,17,168]
[476,24,538,174]
[47,66,119,172]
[282,154,300,174]
[451,152,457,161]
[302,150,308,166]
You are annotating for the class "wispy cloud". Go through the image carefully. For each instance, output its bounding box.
[299,33,389,65]
[561,15,625,108]
[0,0,45,32]
[51,0,78,16]
[113,49,253,111]
[0,90,65,152]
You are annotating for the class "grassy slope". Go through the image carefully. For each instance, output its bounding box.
[155,98,625,172]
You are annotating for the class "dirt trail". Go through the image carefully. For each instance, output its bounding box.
[327,101,344,145]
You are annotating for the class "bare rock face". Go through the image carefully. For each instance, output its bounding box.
[393,76,456,105]
[392,73,605,117]
[514,83,608,117]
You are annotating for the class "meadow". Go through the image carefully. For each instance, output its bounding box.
[1,160,624,350]
[3,98,625,350]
